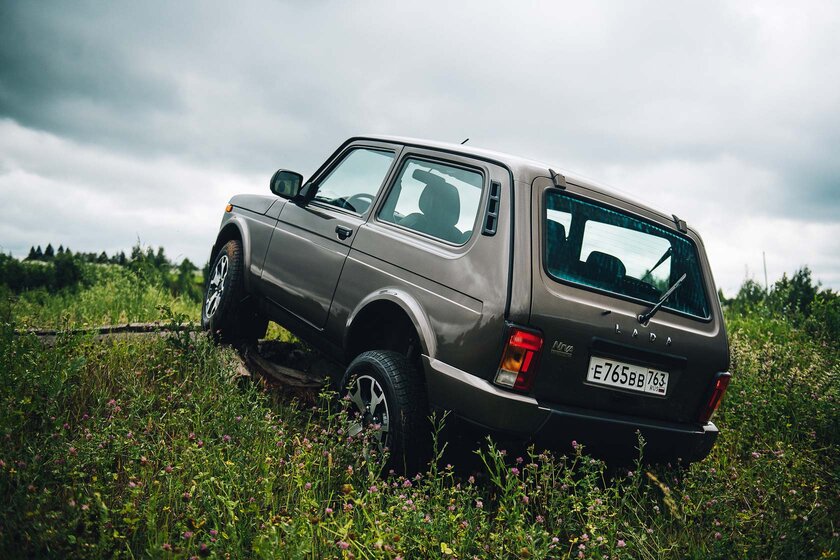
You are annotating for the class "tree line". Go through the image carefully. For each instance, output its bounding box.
[1,243,205,301]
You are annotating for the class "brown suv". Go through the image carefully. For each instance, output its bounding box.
[202,136,730,468]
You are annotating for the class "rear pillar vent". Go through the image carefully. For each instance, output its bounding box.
[482,180,502,236]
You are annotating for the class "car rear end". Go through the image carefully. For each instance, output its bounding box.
[493,174,730,463]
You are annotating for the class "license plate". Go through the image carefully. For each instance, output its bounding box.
[586,356,669,396]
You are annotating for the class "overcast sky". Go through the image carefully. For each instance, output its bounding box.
[1,1,838,295]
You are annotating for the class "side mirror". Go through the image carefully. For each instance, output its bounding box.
[270,169,304,199]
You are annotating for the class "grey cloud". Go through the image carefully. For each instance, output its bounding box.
[0,0,838,288]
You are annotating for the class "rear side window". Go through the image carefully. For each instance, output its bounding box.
[378,158,484,245]
[544,191,710,319]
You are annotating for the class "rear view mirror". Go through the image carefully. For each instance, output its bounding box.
[270,169,304,199]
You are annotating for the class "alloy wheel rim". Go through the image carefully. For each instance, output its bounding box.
[347,374,391,454]
[204,254,229,318]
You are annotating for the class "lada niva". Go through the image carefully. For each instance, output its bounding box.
[202,136,730,469]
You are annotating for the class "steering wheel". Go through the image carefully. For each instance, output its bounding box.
[343,193,375,213]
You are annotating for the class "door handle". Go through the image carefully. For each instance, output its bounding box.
[335,225,353,240]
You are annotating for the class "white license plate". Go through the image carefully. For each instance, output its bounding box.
[586,356,669,396]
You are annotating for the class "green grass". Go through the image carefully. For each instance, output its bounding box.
[8,265,199,329]
[0,275,837,558]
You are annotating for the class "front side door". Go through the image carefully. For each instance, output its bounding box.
[260,143,400,329]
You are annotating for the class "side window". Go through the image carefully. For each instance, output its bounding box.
[378,158,484,245]
[313,148,395,214]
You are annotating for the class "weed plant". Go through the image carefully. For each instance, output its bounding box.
[0,274,837,558]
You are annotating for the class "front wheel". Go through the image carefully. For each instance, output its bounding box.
[202,239,267,344]
[341,350,429,474]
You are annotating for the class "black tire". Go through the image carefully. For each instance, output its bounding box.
[201,239,268,344]
[341,350,429,475]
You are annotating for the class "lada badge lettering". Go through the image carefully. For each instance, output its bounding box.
[551,340,574,357]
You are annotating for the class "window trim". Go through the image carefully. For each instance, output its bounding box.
[374,154,486,247]
[308,145,398,218]
[542,188,712,322]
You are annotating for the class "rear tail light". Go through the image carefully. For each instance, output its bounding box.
[698,372,731,423]
[494,326,544,392]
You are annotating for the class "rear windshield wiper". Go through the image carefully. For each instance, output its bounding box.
[638,272,687,324]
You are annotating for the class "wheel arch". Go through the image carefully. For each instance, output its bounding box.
[344,290,436,365]
[210,218,252,291]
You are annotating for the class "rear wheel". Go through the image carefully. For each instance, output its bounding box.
[202,239,267,344]
[341,350,429,474]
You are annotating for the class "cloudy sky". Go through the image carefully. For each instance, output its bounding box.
[1,1,838,295]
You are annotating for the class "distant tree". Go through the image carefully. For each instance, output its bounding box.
[44,244,55,260]
[57,245,65,255]
[34,245,44,260]
[117,251,127,266]
[767,267,819,318]
[154,247,167,269]
[53,251,83,290]
[26,246,37,260]
[97,251,109,264]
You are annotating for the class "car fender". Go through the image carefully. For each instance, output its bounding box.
[345,288,437,359]
[213,214,253,292]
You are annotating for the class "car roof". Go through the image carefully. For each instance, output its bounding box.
[354,134,681,227]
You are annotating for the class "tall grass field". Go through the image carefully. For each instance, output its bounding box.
[0,255,837,558]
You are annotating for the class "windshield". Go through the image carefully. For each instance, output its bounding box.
[544,191,710,319]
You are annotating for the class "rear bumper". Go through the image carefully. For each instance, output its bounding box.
[423,355,718,463]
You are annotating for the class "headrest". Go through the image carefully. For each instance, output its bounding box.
[416,172,460,227]
[586,251,626,280]
[547,220,566,242]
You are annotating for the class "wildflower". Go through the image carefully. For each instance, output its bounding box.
[343,503,353,512]
[304,482,312,490]
[165,465,173,474]
[209,530,218,537]
[536,515,544,524]
[63,423,70,430]
[325,507,333,515]
[714,532,722,540]
[188,432,196,441]
[82,414,89,420]
[368,485,378,493]
[571,440,578,449]
[617,539,626,548]
[516,456,524,464]
[140,456,148,465]
[579,544,586,550]
[751,451,761,458]
[162,543,172,551]
[198,543,210,557]
[468,476,475,484]
[196,440,204,448]
[183,531,193,539]
[581,534,589,542]
[235,415,242,422]
[68,447,77,456]
[475,500,484,509]
[182,492,191,502]
[511,467,520,475]
[222,435,231,443]
[338,541,350,550]
[402,479,412,488]
[521,495,529,504]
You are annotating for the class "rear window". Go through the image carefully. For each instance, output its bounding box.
[544,191,710,320]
